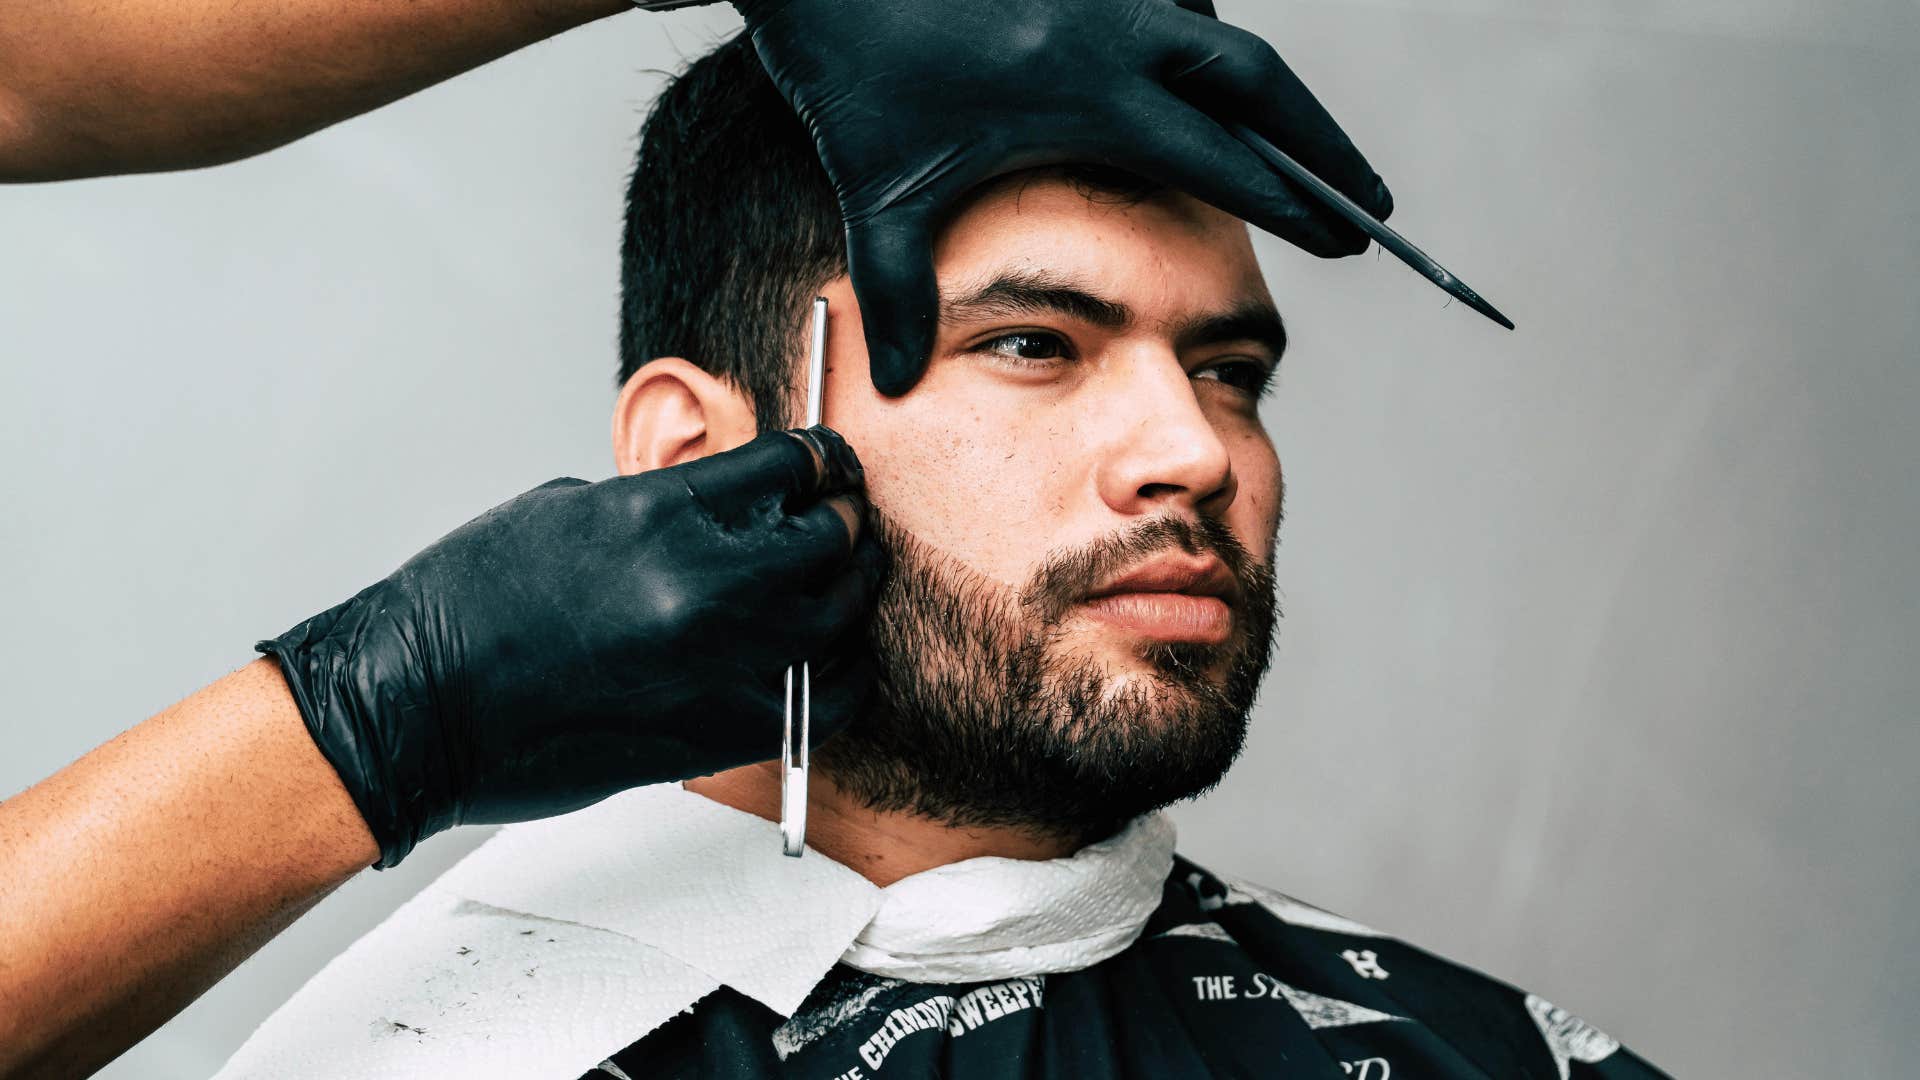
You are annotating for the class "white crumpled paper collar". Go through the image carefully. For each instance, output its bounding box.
[214,782,1175,1080]
[449,781,1176,1011]
[847,808,1176,984]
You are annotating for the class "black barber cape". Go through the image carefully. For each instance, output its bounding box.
[582,858,1669,1079]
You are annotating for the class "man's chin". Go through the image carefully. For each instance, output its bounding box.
[1063,627,1245,688]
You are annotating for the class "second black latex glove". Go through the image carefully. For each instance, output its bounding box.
[733,0,1393,396]
[260,427,884,868]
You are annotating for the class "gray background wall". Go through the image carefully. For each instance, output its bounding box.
[3,2,1914,1076]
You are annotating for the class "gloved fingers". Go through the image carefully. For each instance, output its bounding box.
[710,609,874,737]
[816,493,864,550]
[805,640,876,744]
[848,524,891,600]
[844,208,941,397]
[718,644,874,750]
[790,528,889,640]
[1159,11,1393,226]
[804,571,882,735]
[735,529,883,693]
[1109,91,1366,257]
[677,426,864,522]
[775,490,869,584]
[783,425,866,497]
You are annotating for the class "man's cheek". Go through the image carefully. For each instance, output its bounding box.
[1254,493,1284,558]
[875,430,1028,530]
[1235,438,1283,550]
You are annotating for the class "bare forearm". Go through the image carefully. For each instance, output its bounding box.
[0,0,630,180]
[0,658,378,1078]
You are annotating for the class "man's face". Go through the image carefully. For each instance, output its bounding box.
[811,175,1286,840]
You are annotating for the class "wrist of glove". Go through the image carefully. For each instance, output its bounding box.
[263,582,453,868]
[261,427,884,869]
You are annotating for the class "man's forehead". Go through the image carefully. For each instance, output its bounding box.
[956,166,1217,229]
[947,170,1253,250]
[934,175,1273,329]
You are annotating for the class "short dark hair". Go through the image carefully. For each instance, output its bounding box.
[619,33,844,430]
[619,34,1163,430]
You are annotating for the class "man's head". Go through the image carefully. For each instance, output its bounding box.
[615,35,1285,844]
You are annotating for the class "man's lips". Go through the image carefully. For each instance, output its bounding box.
[1078,555,1238,645]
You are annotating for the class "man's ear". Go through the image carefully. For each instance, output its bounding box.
[611,358,759,477]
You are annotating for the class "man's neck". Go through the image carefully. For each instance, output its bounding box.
[684,763,1076,887]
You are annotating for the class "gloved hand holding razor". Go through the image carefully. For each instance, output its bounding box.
[260,425,884,869]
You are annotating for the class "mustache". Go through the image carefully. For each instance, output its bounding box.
[1021,514,1260,624]
[865,507,1267,628]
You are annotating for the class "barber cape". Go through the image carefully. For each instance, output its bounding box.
[217,784,1669,1079]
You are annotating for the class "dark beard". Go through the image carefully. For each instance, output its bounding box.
[815,511,1279,846]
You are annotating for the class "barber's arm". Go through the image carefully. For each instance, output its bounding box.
[0,0,632,181]
[0,428,882,1078]
[0,660,378,1079]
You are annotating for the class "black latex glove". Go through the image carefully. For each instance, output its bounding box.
[730,0,1393,396]
[259,427,884,868]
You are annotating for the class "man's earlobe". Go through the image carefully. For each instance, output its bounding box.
[610,358,757,477]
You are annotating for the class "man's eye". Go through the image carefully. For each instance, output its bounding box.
[1194,360,1276,397]
[980,331,1071,361]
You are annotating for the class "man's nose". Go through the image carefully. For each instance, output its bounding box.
[1091,351,1237,518]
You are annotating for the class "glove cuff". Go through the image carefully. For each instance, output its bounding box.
[257,585,441,869]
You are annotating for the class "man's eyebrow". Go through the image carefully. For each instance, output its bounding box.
[941,270,1285,361]
[940,270,1132,329]
[1173,302,1288,363]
